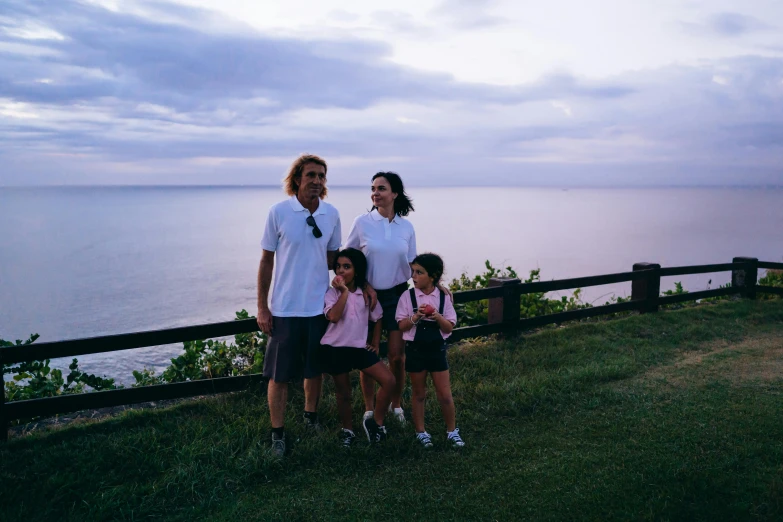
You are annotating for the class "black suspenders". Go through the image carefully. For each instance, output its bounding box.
[409,288,445,314]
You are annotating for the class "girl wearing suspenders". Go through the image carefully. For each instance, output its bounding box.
[396,253,466,449]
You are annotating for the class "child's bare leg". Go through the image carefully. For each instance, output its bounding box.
[332,373,353,430]
[359,372,376,413]
[409,371,428,433]
[431,370,456,432]
[386,331,406,408]
[362,362,396,425]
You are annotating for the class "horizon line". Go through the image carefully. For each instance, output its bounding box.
[2,183,783,190]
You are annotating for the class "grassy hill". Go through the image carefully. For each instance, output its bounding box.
[2,299,783,521]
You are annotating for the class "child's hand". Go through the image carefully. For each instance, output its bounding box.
[366,343,380,355]
[420,304,436,317]
[331,275,347,291]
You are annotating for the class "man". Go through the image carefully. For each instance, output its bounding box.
[257,154,341,457]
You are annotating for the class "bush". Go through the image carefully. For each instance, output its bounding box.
[3,310,267,403]
[2,334,119,405]
[759,269,783,300]
[448,261,590,327]
[132,310,266,386]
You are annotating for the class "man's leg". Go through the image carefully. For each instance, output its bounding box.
[302,315,327,428]
[262,316,295,455]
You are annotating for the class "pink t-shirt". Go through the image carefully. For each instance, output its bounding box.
[321,287,383,348]
[395,287,457,342]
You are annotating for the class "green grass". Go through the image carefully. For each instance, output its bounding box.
[3,299,783,521]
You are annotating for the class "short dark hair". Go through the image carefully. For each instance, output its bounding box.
[411,252,445,285]
[372,172,414,216]
[333,248,368,289]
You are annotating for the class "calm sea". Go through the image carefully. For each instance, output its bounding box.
[1,186,781,383]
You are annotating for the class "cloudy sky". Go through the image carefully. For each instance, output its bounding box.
[1,0,782,186]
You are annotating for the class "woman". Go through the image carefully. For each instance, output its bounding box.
[345,172,416,424]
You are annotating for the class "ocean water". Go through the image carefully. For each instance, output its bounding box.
[1,186,781,382]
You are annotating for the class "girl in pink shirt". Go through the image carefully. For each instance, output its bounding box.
[321,248,396,447]
[396,253,465,449]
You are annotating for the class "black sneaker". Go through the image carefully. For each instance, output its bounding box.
[339,429,356,449]
[271,433,286,458]
[416,431,434,449]
[363,416,386,444]
[447,428,465,448]
[303,413,323,433]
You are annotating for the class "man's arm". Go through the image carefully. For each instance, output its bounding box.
[257,249,275,334]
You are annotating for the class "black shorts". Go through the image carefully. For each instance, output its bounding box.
[376,282,409,333]
[322,345,381,375]
[263,315,327,382]
[405,342,449,373]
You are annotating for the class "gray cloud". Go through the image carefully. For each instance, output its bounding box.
[0,1,629,114]
[681,11,772,38]
[0,1,781,187]
[429,0,505,30]
[709,12,770,36]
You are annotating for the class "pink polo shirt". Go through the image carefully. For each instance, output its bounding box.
[395,287,457,342]
[321,287,383,348]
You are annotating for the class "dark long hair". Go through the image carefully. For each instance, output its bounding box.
[412,253,444,285]
[372,172,414,217]
[333,248,368,290]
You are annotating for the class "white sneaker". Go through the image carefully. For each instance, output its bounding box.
[362,410,374,422]
[390,407,406,424]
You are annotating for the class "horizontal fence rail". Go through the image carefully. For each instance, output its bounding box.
[0,319,261,365]
[658,262,743,277]
[657,286,740,306]
[4,375,266,420]
[516,270,647,294]
[2,256,781,441]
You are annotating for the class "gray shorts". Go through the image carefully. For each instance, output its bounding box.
[263,315,328,383]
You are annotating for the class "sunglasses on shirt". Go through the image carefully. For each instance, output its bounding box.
[306,215,323,238]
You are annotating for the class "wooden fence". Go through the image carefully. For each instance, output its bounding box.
[2,257,782,441]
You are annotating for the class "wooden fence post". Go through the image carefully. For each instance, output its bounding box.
[631,263,661,313]
[1,354,7,442]
[732,257,758,299]
[488,277,522,335]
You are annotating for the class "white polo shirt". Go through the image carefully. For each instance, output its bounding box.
[261,196,341,317]
[345,209,416,290]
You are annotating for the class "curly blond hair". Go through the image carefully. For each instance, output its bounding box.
[283,154,328,199]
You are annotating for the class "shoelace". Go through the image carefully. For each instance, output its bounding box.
[417,432,433,445]
[448,429,463,444]
[341,430,355,446]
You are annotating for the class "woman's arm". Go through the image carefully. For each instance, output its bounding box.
[367,321,382,354]
[361,282,378,309]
